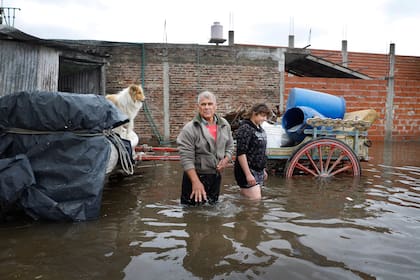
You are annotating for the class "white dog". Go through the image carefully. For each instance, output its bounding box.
[106,84,145,138]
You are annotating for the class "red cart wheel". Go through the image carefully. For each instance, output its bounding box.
[284,137,361,178]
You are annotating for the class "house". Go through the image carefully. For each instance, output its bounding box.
[0,25,107,96]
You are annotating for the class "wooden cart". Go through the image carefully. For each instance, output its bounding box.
[267,109,378,178]
[135,109,378,179]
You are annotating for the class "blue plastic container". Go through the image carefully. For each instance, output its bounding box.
[282,106,325,143]
[286,88,346,119]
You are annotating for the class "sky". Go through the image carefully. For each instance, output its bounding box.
[3,0,420,56]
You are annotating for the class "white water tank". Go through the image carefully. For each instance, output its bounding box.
[211,22,223,40]
[209,22,226,44]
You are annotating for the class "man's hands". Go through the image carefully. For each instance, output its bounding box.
[190,179,207,203]
[186,169,207,203]
[216,157,230,173]
[186,157,229,203]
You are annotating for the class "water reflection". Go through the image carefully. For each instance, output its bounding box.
[1,142,420,280]
[182,207,240,279]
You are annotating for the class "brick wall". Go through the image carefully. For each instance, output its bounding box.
[284,77,420,141]
[393,80,420,140]
[311,49,420,81]
[97,43,419,144]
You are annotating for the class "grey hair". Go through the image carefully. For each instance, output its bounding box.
[197,91,216,104]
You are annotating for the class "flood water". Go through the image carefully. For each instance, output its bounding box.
[1,141,420,280]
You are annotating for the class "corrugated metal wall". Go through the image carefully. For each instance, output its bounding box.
[58,66,102,94]
[0,40,58,96]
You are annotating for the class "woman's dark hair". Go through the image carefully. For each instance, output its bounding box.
[245,103,272,119]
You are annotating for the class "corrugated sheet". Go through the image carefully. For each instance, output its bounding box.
[59,67,101,94]
[0,40,58,96]
[1,25,106,96]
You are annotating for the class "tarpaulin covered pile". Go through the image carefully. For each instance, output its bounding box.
[0,91,128,221]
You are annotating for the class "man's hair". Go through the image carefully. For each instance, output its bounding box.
[197,91,216,104]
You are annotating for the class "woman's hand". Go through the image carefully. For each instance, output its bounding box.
[246,173,256,187]
[264,169,268,181]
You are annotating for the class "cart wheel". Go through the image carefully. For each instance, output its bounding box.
[284,137,361,178]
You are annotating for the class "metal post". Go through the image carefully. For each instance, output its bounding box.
[288,35,294,48]
[341,40,348,67]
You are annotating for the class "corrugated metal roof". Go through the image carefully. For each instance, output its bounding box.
[0,24,41,41]
[0,25,109,58]
[285,50,372,79]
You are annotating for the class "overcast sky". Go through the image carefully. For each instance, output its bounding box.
[4,0,420,56]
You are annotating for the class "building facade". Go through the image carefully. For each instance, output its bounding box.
[1,26,419,142]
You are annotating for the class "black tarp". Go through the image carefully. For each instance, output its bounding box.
[0,91,128,221]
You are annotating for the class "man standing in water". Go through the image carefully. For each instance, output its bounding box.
[177,91,234,206]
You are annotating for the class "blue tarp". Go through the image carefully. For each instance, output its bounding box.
[0,91,128,221]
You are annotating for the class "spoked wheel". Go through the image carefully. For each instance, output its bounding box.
[284,137,361,178]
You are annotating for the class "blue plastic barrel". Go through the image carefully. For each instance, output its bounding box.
[286,88,346,119]
[282,106,325,143]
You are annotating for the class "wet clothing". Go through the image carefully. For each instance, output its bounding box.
[235,167,265,189]
[177,113,234,205]
[234,119,267,188]
[180,172,221,205]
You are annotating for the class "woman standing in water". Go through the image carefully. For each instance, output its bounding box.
[234,103,271,200]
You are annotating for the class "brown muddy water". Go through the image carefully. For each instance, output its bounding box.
[1,141,420,280]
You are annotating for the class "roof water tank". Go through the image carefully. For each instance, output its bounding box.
[211,22,223,40]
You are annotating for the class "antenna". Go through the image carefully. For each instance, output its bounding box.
[307,28,312,45]
[163,19,167,43]
[0,4,20,27]
[302,28,311,49]
[342,24,347,40]
[289,17,294,35]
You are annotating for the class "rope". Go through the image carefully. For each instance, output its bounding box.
[104,130,134,175]
[5,127,135,175]
[4,127,103,137]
